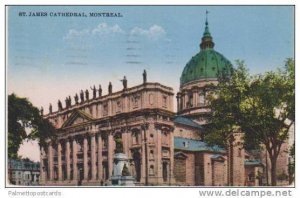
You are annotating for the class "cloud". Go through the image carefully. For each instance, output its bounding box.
[92,23,125,35]
[130,25,166,40]
[64,29,90,40]
[63,23,125,40]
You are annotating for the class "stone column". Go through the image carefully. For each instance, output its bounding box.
[122,131,129,156]
[83,135,88,180]
[195,91,199,107]
[97,134,103,180]
[185,93,189,108]
[169,129,175,184]
[141,130,146,184]
[65,139,71,180]
[108,132,114,178]
[57,142,62,181]
[156,127,162,183]
[176,94,180,112]
[91,134,97,180]
[182,93,186,109]
[193,90,197,107]
[48,143,54,181]
[72,138,78,181]
[40,147,45,183]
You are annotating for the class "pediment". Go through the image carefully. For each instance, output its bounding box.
[211,155,225,162]
[174,152,188,159]
[62,110,94,128]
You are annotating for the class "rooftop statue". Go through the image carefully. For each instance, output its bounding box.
[58,100,62,111]
[40,107,43,116]
[91,85,97,99]
[74,93,79,105]
[98,84,102,97]
[143,69,147,84]
[85,89,89,101]
[121,76,127,89]
[80,90,84,103]
[65,97,69,108]
[68,96,72,107]
[49,103,52,114]
[108,82,112,95]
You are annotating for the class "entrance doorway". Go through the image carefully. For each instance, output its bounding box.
[163,162,168,182]
[133,151,141,182]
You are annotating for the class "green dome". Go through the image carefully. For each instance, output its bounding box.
[180,49,232,85]
[180,17,232,86]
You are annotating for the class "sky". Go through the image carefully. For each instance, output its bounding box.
[7,6,294,161]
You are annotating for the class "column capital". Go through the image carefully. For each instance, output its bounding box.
[191,86,199,91]
[89,132,96,137]
[141,123,149,130]
[82,133,90,139]
[68,136,78,144]
[130,126,141,133]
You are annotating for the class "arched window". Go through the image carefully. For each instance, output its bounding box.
[150,150,154,159]
[132,129,140,145]
[149,165,154,175]
[188,93,193,107]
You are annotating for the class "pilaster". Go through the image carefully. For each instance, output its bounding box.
[72,138,78,181]
[97,134,103,180]
[48,143,54,181]
[65,139,71,180]
[83,135,88,180]
[108,132,114,178]
[91,134,97,180]
[57,142,62,181]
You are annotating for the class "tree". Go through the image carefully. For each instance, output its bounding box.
[8,93,56,159]
[288,143,295,184]
[205,61,252,186]
[205,60,251,148]
[205,59,294,186]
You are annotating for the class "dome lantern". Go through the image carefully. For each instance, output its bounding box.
[200,10,215,50]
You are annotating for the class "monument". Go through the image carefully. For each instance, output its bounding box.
[110,137,135,186]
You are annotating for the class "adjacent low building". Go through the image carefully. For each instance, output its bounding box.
[8,159,40,186]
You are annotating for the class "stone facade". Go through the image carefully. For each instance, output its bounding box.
[41,82,175,186]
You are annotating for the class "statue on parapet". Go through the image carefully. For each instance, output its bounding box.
[68,96,72,107]
[80,90,84,103]
[58,100,63,111]
[121,76,127,90]
[143,69,147,84]
[74,93,79,105]
[40,107,44,116]
[98,84,102,97]
[65,97,69,108]
[108,82,112,95]
[85,89,89,100]
[49,103,52,114]
[91,85,97,99]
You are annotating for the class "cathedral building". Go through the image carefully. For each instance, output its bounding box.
[40,17,289,186]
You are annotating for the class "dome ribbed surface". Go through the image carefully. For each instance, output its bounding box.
[180,48,232,86]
